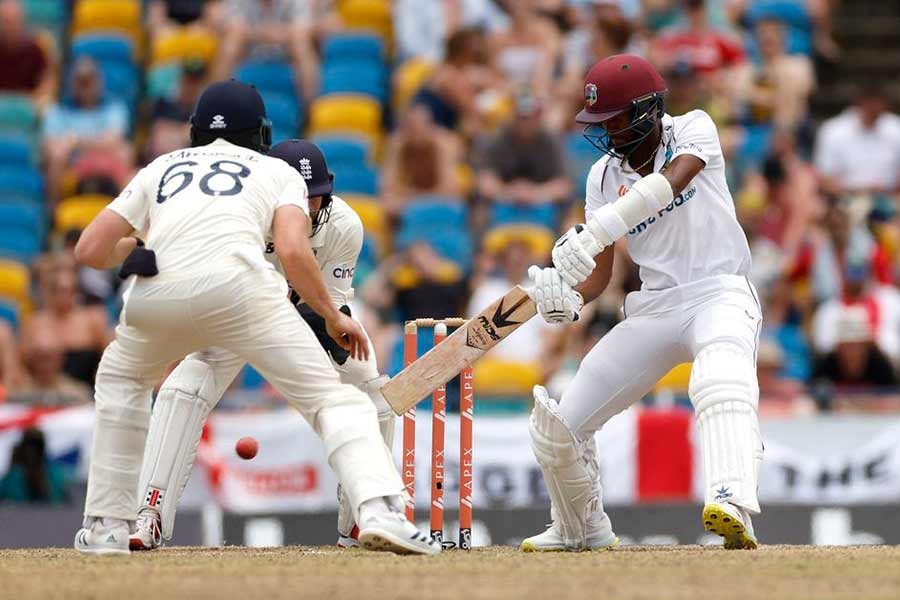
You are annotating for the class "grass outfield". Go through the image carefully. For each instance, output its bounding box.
[2,545,898,600]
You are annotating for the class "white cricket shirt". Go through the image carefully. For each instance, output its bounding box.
[265,195,364,307]
[107,139,309,275]
[584,110,751,290]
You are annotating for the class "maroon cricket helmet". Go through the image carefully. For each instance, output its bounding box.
[576,54,668,124]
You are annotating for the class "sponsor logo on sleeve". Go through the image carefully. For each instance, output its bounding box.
[332,265,355,279]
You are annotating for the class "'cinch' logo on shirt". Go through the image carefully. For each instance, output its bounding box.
[618,185,628,197]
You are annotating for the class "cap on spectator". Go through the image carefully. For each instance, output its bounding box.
[483,224,554,258]
[757,339,784,369]
[843,260,870,284]
[835,305,873,344]
[514,94,542,118]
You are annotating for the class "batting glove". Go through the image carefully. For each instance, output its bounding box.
[551,225,603,287]
[527,265,583,324]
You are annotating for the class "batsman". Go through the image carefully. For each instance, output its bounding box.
[523,54,763,551]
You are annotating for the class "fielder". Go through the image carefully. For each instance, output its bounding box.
[129,139,394,551]
[524,54,763,551]
[72,80,437,555]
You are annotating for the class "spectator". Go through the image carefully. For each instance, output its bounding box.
[756,337,811,413]
[147,0,224,37]
[0,320,21,396]
[814,84,900,196]
[800,200,891,304]
[413,27,504,133]
[380,103,461,216]
[22,268,110,386]
[41,57,131,203]
[214,0,318,102]
[145,59,209,160]
[734,18,815,134]
[12,328,92,406]
[476,95,571,215]
[651,0,746,78]
[394,0,460,63]
[0,428,71,504]
[812,261,900,366]
[489,0,561,98]
[812,305,898,389]
[0,0,55,108]
[361,242,468,323]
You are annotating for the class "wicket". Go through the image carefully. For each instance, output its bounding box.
[402,318,474,550]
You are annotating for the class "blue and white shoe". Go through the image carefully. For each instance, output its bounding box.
[74,517,130,556]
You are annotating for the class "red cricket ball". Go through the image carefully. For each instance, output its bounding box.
[235,436,259,460]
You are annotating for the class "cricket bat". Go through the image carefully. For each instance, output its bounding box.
[382,285,537,415]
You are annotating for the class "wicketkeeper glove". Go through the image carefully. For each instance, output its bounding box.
[118,239,158,279]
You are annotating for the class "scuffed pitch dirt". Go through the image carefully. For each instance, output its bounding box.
[2,545,898,600]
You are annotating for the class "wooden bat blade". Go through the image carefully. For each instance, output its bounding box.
[382,285,537,415]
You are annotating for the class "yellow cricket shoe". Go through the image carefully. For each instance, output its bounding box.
[703,502,758,550]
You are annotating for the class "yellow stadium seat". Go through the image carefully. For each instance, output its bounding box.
[392,58,433,113]
[152,27,217,66]
[55,195,112,234]
[309,94,383,143]
[474,358,541,396]
[0,259,30,308]
[482,224,555,259]
[338,0,392,44]
[72,0,141,43]
[342,194,388,255]
[654,362,693,393]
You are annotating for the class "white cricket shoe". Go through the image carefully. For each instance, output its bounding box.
[703,502,758,550]
[74,517,130,555]
[356,498,440,555]
[336,525,360,549]
[130,509,162,551]
[520,512,618,552]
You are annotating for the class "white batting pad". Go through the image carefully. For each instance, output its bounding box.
[689,341,763,513]
[137,359,218,539]
[528,386,602,549]
[316,388,405,520]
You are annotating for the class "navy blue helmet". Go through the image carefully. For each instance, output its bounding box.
[268,139,335,235]
[190,80,272,152]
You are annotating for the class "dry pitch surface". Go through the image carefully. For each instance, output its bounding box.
[2,545,898,600]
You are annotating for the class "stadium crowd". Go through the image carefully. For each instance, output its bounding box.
[0,0,898,422]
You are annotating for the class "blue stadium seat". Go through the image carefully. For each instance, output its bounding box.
[490,203,558,230]
[322,34,385,63]
[321,63,387,103]
[396,200,473,269]
[71,34,135,63]
[263,93,301,144]
[0,300,18,330]
[565,132,599,193]
[0,95,38,137]
[0,230,41,261]
[234,60,298,99]
[0,135,35,167]
[400,198,467,229]
[98,61,140,104]
[0,201,43,236]
[0,167,44,202]
[312,135,369,167]
[338,165,378,195]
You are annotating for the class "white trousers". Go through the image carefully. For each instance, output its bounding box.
[84,261,403,521]
[560,274,762,437]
